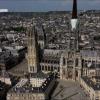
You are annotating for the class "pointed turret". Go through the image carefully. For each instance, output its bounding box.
[71,0,78,31]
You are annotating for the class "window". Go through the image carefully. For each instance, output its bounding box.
[45,66,47,71]
[42,66,44,70]
[30,66,34,72]
[63,57,66,65]
[48,66,50,71]
[51,66,53,71]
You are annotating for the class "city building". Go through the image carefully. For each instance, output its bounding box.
[0,0,100,100]
[7,72,57,100]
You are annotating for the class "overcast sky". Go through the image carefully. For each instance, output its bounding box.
[0,0,100,12]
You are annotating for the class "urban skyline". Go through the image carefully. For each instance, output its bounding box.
[0,0,100,100]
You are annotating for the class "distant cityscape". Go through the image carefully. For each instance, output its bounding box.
[0,0,100,100]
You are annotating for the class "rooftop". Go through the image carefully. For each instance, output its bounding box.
[29,71,48,79]
[4,45,25,51]
[80,50,100,57]
[9,72,57,94]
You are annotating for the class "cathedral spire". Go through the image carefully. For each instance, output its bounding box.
[71,0,78,31]
[27,25,38,73]
[72,0,77,19]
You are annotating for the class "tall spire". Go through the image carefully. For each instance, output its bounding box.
[71,0,78,31]
[27,25,38,73]
[72,0,77,19]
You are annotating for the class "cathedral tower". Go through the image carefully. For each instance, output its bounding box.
[27,26,38,73]
[60,0,81,81]
[70,0,79,51]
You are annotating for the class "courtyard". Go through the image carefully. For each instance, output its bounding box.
[51,79,90,100]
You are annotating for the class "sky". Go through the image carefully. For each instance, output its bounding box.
[0,0,100,12]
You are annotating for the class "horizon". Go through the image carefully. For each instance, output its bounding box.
[0,0,100,12]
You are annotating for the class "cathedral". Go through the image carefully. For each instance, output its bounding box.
[26,0,82,81]
[25,0,100,99]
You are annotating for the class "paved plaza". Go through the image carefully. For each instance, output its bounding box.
[51,80,90,100]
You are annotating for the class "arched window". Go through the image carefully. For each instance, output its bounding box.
[45,66,47,71]
[51,66,53,71]
[63,57,66,65]
[42,66,44,70]
[48,66,50,71]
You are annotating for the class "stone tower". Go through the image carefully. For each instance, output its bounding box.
[27,26,38,73]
